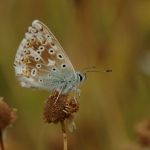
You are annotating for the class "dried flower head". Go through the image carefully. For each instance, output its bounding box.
[135,118,150,147]
[0,97,17,130]
[43,91,79,124]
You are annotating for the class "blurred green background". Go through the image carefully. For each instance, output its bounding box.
[1,0,150,150]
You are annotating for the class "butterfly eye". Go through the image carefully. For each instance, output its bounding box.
[36,64,41,68]
[57,54,63,59]
[34,57,40,61]
[39,46,45,51]
[31,69,37,76]
[48,48,54,54]
[61,64,67,69]
[79,74,83,81]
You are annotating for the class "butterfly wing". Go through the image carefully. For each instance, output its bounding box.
[14,20,77,91]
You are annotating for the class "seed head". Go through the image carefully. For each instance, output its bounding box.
[135,118,150,147]
[43,91,79,124]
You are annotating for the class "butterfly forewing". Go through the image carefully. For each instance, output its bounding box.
[14,20,76,91]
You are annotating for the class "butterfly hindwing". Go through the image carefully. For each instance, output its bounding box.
[14,20,76,91]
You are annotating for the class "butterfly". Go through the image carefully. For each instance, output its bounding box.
[14,20,85,98]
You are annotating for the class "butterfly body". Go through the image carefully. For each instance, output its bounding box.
[14,20,85,95]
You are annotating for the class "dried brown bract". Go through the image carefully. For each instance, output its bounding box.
[0,97,17,150]
[43,91,79,124]
[135,118,150,147]
[0,97,17,130]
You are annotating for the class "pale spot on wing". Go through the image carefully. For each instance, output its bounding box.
[37,35,45,44]
[34,57,40,62]
[46,36,53,44]
[39,79,43,83]
[28,27,37,33]
[36,63,42,68]
[36,50,42,55]
[15,65,23,74]
[25,32,34,40]
[47,59,55,66]
[57,53,63,59]
[51,44,57,50]
[20,82,27,87]
[38,46,45,51]
[48,48,55,54]
[21,38,27,47]
[32,20,43,30]
[28,27,32,32]
[29,48,43,61]
[51,67,57,72]
[20,77,35,87]
[31,68,37,76]
[61,63,67,69]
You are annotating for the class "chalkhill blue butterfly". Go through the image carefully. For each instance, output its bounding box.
[14,20,85,98]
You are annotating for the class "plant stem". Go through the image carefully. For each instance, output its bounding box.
[61,121,68,150]
[0,130,4,150]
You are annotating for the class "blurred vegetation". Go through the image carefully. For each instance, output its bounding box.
[1,0,150,150]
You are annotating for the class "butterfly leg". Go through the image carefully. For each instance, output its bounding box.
[72,89,80,103]
[75,89,80,99]
[54,86,64,104]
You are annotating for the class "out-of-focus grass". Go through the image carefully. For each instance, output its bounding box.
[1,0,150,150]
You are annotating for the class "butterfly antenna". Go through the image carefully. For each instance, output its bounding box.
[82,66,96,71]
[82,66,112,73]
[103,69,112,72]
[85,69,112,73]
